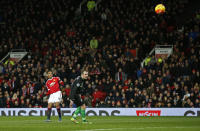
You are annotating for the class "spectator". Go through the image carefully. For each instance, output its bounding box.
[0,94,5,107]
[87,0,96,11]
[84,93,93,107]
[89,36,98,57]
[115,68,127,83]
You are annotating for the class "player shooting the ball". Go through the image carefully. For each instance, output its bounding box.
[69,68,91,124]
[45,70,64,122]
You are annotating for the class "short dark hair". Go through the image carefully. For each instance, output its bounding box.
[81,68,89,74]
[47,70,53,73]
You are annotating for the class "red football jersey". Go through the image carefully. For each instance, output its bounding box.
[46,77,62,95]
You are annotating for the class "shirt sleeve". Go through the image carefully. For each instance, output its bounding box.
[56,77,64,85]
[45,80,51,95]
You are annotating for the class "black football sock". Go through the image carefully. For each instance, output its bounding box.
[47,108,52,120]
[57,107,61,118]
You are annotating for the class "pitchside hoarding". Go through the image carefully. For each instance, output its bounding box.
[0,108,200,116]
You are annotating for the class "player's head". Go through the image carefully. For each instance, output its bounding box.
[81,69,89,80]
[47,70,53,79]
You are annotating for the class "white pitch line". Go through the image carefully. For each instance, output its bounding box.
[76,126,200,131]
[76,128,143,131]
[94,129,113,130]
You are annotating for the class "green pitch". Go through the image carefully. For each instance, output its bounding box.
[0,116,200,131]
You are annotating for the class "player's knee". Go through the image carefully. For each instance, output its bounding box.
[48,103,52,108]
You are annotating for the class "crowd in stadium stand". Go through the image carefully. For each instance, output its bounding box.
[0,0,199,108]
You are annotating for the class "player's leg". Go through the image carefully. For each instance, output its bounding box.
[72,106,81,119]
[46,93,54,121]
[80,104,87,123]
[71,106,80,124]
[47,92,56,121]
[55,91,62,121]
[71,98,81,124]
[81,103,92,124]
[55,102,62,121]
[46,102,53,121]
[80,104,86,121]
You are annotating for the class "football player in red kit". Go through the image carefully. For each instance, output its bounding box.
[45,70,64,122]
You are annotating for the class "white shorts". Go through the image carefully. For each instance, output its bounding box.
[48,91,62,103]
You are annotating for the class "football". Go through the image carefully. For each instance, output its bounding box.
[155,4,166,14]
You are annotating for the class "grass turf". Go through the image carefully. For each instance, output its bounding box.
[0,116,200,131]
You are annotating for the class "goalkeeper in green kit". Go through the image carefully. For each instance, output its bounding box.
[69,69,91,124]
